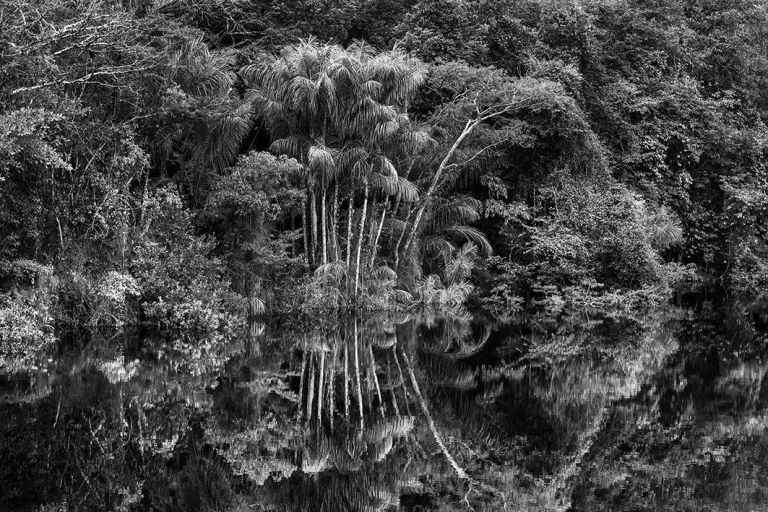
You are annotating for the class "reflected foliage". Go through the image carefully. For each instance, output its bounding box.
[2,294,767,511]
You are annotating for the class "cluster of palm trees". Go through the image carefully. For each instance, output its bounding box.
[164,36,501,300]
[243,40,447,295]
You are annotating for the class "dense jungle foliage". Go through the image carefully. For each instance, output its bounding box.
[2,0,768,351]
[3,2,768,511]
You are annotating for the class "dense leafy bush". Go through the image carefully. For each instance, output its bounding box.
[133,187,246,340]
[0,291,56,372]
[480,180,697,317]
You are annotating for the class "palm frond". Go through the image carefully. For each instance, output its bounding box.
[396,176,419,202]
[444,243,478,285]
[314,261,348,280]
[432,197,482,228]
[370,265,397,281]
[288,75,319,113]
[442,280,473,307]
[373,120,400,143]
[422,235,456,264]
[442,226,492,256]
[308,144,337,181]
[269,136,304,159]
[376,155,397,177]
[195,98,253,172]
[337,146,369,171]
[399,128,436,153]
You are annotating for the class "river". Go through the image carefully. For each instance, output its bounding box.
[2,294,767,511]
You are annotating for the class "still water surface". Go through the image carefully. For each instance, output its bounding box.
[2,299,767,511]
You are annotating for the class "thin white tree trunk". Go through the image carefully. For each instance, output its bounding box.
[387,353,400,417]
[306,352,316,424]
[332,183,339,261]
[317,346,325,427]
[354,320,364,430]
[367,199,378,251]
[303,200,312,267]
[321,190,328,265]
[369,200,388,267]
[298,345,308,422]
[369,345,385,418]
[345,191,354,268]
[310,188,318,266]
[403,119,477,255]
[394,206,413,270]
[393,346,411,416]
[329,339,337,431]
[344,333,350,420]
[353,179,369,296]
[401,348,468,479]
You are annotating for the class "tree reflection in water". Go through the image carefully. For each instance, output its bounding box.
[3,301,768,511]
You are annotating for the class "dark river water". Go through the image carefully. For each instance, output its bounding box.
[2,296,768,511]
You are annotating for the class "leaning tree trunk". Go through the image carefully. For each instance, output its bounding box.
[402,119,478,257]
[390,160,415,269]
[393,346,411,416]
[369,345,385,419]
[369,199,389,267]
[306,352,316,425]
[393,206,413,270]
[387,352,400,417]
[367,199,378,251]
[401,348,468,479]
[353,178,369,296]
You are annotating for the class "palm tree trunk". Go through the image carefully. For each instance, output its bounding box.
[309,188,318,266]
[394,206,413,270]
[387,353,400,417]
[353,178,369,296]
[329,339,337,431]
[317,346,325,427]
[332,183,339,261]
[306,352,316,424]
[393,346,411,416]
[298,345,308,422]
[320,190,328,265]
[354,319,364,430]
[369,199,388,267]
[369,345,385,419]
[344,333,349,420]
[303,201,312,267]
[400,348,468,479]
[345,191,354,268]
[367,199,378,250]
[310,188,319,265]
[389,160,414,267]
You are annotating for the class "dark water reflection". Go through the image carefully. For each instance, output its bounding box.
[2,300,768,511]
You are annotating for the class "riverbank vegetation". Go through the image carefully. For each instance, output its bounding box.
[2,0,767,353]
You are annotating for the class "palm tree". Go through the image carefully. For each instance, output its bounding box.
[243,39,342,266]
